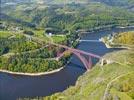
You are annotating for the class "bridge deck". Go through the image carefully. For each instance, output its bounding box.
[79,40,101,42]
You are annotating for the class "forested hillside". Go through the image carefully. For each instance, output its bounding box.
[93,0,134,7]
[1,1,134,31]
[113,31,134,45]
[2,0,134,7]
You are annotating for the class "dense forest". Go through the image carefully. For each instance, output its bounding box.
[0,34,70,72]
[1,2,134,31]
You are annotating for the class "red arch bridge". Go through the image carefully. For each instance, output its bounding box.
[30,36,103,70]
[51,43,102,70]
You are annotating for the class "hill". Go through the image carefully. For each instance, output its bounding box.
[1,2,134,30]
[93,0,134,7]
[21,49,134,100]
[101,31,134,48]
[2,0,134,8]
[113,31,134,45]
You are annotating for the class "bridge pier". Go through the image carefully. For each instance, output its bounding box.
[88,56,92,69]
[73,52,93,70]
[100,59,106,66]
[100,59,114,66]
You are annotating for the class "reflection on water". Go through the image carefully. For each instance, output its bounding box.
[0,27,133,100]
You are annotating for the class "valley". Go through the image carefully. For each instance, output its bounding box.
[0,0,134,100]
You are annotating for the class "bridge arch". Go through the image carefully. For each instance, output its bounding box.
[57,49,99,70]
[72,51,92,70]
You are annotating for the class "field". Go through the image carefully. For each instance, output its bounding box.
[0,31,13,38]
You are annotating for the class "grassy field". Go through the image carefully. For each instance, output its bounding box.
[30,30,67,43]
[0,31,13,38]
[51,35,67,43]
[0,29,67,43]
[109,72,134,100]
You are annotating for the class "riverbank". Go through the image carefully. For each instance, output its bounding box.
[0,58,73,76]
[100,38,132,49]
[78,25,134,34]
[100,30,134,49]
[0,67,64,76]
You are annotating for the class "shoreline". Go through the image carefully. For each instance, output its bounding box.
[100,36,133,49]
[100,39,132,49]
[0,67,64,76]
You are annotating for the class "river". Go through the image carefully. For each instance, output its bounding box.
[0,27,133,100]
